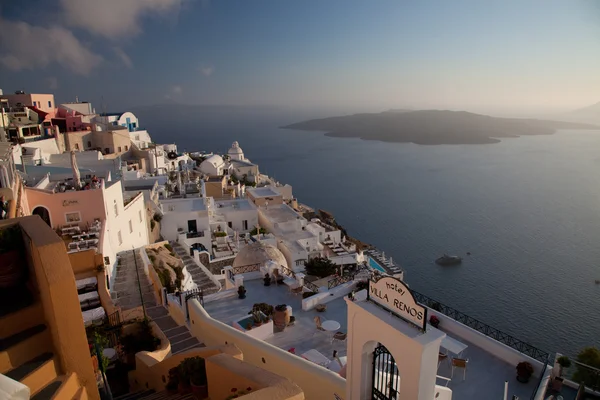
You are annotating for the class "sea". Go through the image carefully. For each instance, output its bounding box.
[140,107,600,358]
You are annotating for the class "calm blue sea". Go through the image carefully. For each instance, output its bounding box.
[142,109,600,357]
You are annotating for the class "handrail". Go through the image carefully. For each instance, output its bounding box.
[278,265,296,279]
[529,356,550,400]
[411,289,550,363]
[232,263,261,274]
[304,281,319,293]
[327,273,355,289]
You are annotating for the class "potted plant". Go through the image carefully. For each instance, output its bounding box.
[429,315,440,329]
[251,310,263,327]
[189,357,208,399]
[516,361,534,383]
[0,224,25,289]
[557,356,571,377]
[273,304,290,332]
[166,367,179,394]
[263,273,271,286]
[237,285,246,299]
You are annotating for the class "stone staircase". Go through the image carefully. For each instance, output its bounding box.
[146,306,205,355]
[112,250,158,311]
[171,242,219,295]
[114,389,195,400]
[0,304,83,399]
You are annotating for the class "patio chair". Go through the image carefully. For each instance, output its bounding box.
[438,352,448,368]
[314,316,325,331]
[333,331,347,343]
[451,358,468,380]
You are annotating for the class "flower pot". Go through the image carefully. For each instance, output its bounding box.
[273,309,290,332]
[178,381,191,394]
[191,381,208,399]
[0,250,23,289]
[238,293,246,299]
[516,374,530,383]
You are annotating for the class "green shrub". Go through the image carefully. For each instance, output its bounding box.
[150,219,156,230]
[148,254,156,263]
[573,347,600,388]
[153,213,162,222]
[249,227,267,236]
[304,257,337,278]
[214,231,227,237]
[164,243,173,252]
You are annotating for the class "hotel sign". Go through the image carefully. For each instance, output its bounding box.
[368,276,427,331]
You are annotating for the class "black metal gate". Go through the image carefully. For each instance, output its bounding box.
[372,343,400,400]
[185,288,204,320]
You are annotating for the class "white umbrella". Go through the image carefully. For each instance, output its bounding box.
[70,151,81,190]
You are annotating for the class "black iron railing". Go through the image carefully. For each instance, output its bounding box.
[232,263,261,275]
[411,289,550,363]
[327,273,355,289]
[304,281,320,293]
[186,231,204,239]
[279,265,296,280]
[529,354,550,400]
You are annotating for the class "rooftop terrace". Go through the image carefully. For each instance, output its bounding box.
[204,279,348,360]
[204,279,543,399]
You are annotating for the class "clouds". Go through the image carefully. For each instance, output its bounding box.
[47,77,59,89]
[0,18,103,75]
[199,65,215,77]
[61,0,184,39]
[0,0,185,75]
[113,47,134,69]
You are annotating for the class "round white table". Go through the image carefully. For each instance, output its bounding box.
[321,320,341,343]
[321,320,341,332]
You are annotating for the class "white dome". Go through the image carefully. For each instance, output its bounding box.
[228,141,243,155]
[201,154,224,168]
[233,241,288,269]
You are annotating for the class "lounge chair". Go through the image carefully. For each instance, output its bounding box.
[451,358,468,380]
[314,316,325,331]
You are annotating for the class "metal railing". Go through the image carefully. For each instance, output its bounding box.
[186,231,204,239]
[327,273,355,289]
[411,289,550,363]
[279,265,296,280]
[105,310,121,328]
[304,281,320,293]
[529,354,550,400]
[232,263,261,275]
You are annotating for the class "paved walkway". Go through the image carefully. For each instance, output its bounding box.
[112,250,157,311]
[171,242,220,295]
[146,305,205,354]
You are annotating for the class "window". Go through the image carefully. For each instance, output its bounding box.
[73,121,76,126]
[125,145,128,151]
[118,231,122,245]
[295,260,305,266]
[129,220,133,233]
[87,141,92,148]
[18,118,21,122]
[33,101,37,107]
[48,101,52,108]
[74,143,79,150]
[228,221,233,229]
[243,220,248,230]
[105,148,110,154]
[114,200,118,217]
[118,146,122,152]
[139,210,142,222]
[65,212,81,223]
[104,256,110,265]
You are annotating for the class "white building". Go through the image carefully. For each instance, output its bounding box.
[230,159,259,183]
[160,197,211,249]
[93,111,139,132]
[208,198,258,234]
[200,154,225,176]
[227,141,246,161]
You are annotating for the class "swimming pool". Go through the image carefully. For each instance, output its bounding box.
[368,256,386,273]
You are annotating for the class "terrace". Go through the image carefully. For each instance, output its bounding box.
[203,278,546,399]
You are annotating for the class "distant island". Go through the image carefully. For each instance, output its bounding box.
[281,110,599,145]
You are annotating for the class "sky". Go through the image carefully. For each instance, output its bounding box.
[0,0,599,115]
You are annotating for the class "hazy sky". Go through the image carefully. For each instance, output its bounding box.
[0,0,599,114]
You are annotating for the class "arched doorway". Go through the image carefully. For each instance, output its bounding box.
[32,206,51,227]
[372,343,400,399]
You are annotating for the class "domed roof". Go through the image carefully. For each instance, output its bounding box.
[233,241,288,269]
[228,141,243,155]
[201,154,224,167]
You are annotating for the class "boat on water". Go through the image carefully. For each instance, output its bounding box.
[435,254,462,266]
